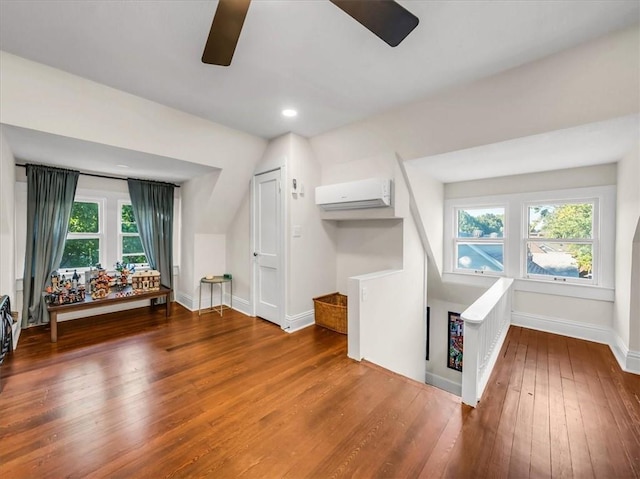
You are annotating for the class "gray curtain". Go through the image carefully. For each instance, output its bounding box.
[22,165,79,327]
[127,179,174,291]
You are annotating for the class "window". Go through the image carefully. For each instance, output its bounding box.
[119,203,148,266]
[454,206,505,274]
[525,201,595,282]
[60,200,102,270]
[444,186,615,297]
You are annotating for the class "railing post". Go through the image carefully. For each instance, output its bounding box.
[461,321,480,407]
[460,278,514,408]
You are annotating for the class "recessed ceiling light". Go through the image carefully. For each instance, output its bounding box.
[281,109,298,118]
[116,164,129,168]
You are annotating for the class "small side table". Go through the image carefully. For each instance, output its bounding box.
[199,276,232,316]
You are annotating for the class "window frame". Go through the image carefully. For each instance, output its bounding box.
[443,186,615,300]
[59,197,105,274]
[452,204,507,276]
[522,198,599,286]
[118,200,149,268]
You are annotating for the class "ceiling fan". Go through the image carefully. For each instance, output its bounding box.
[202,0,419,66]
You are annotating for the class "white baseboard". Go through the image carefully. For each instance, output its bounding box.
[628,350,640,374]
[511,311,612,345]
[425,370,461,397]
[230,295,252,316]
[610,333,640,374]
[512,311,640,375]
[176,292,194,311]
[284,310,315,333]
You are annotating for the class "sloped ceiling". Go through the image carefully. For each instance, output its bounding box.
[1,0,637,139]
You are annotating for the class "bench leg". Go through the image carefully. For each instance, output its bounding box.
[50,311,58,343]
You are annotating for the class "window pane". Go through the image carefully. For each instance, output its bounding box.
[123,235,144,255]
[456,243,504,272]
[121,204,138,233]
[527,242,592,278]
[68,202,99,233]
[60,238,100,269]
[122,235,147,264]
[122,253,148,264]
[528,203,592,239]
[457,208,504,238]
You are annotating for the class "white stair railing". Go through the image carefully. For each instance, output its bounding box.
[461,277,514,407]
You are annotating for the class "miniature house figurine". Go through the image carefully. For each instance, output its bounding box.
[131,270,161,292]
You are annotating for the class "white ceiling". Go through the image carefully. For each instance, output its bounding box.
[1,0,638,141]
[1,1,638,184]
[406,115,640,183]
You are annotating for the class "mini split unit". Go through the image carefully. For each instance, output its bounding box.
[315,178,392,211]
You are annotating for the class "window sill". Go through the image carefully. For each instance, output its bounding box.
[442,272,614,302]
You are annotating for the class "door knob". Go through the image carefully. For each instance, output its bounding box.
[253,252,258,256]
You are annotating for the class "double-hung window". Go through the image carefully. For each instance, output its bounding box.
[60,200,103,271]
[454,206,505,274]
[525,200,596,283]
[444,186,613,299]
[119,203,148,266]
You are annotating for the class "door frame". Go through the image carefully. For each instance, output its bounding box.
[250,166,287,329]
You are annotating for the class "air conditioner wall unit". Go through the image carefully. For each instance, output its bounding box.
[315,178,392,211]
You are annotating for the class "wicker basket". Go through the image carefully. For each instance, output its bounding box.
[313,292,347,334]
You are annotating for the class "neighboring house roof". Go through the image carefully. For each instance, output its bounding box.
[458,243,579,277]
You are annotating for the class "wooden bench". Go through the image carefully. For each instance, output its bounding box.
[46,286,172,343]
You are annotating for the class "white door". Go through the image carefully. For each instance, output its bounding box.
[252,169,282,325]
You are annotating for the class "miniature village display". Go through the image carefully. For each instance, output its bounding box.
[131,270,161,292]
[45,271,86,305]
[115,261,135,289]
[45,263,155,305]
[90,269,112,299]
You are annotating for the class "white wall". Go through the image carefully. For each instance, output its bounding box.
[0,51,267,312]
[335,219,402,293]
[225,190,251,308]
[178,170,225,309]
[225,133,338,326]
[402,163,444,275]
[425,298,471,396]
[310,25,638,166]
[445,163,617,198]
[227,134,289,319]
[348,162,427,382]
[306,26,638,380]
[188,233,226,310]
[287,134,336,322]
[0,132,16,314]
[614,144,640,360]
[631,223,640,353]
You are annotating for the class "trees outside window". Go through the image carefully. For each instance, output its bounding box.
[527,202,594,279]
[445,187,613,291]
[60,201,102,270]
[454,207,505,273]
[120,203,148,265]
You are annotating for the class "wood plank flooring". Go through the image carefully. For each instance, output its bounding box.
[1,306,639,478]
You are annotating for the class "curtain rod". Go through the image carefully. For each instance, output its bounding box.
[16,163,180,188]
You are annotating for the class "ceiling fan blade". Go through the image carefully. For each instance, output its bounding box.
[202,0,251,66]
[330,0,418,47]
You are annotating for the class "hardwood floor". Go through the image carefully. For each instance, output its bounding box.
[1,306,639,478]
